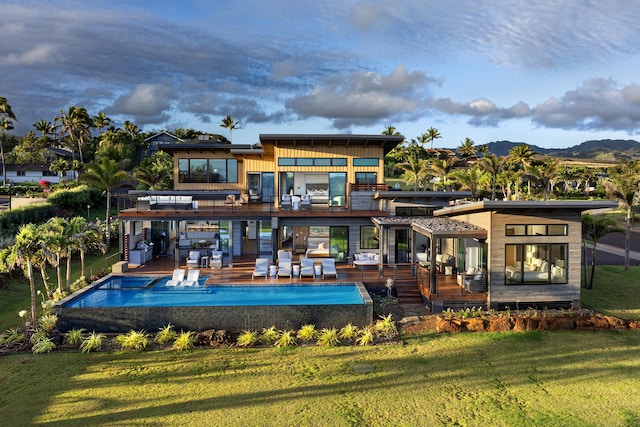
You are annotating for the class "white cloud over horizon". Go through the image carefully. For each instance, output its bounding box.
[2,1,640,147]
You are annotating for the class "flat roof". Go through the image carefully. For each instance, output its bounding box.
[259,134,404,155]
[372,216,487,239]
[434,200,619,216]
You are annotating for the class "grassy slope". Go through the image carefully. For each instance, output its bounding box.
[0,332,639,426]
[581,265,640,320]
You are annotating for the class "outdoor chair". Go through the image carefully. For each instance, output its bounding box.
[300,258,315,279]
[166,269,185,287]
[300,194,312,210]
[182,269,200,286]
[281,194,292,210]
[238,193,249,205]
[210,250,223,269]
[252,258,269,280]
[277,260,293,281]
[322,258,337,279]
[225,194,236,206]
[186,250,200,269]
[277,249,292,264]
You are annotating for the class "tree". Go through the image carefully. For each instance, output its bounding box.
[9,131,49,165]
[450,163,486,200]
[93,112,111,134]
[49,159,70,179]
[422,127,442,150]
[399,156,430,190]
[582,213,623,289]
[457,138,476,159]
[219,115,240,143]
[381,125,401,136]
[524,157,561,201]
[602,161,640,270]
[82,158,132,249]
[508,144,536,199]
[477,153,507,200]
[33,119,54,139]
[69,216,106,279]
[13,223,43,327]
[133,151,173,190]
[0,97,18,186]
[430,157,457,191]
[42,217,72,294]
[56,106,93,165]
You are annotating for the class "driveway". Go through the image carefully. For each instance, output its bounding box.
[586,228,640,266]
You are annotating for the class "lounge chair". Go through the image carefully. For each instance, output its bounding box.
[281,194,292,210]
[252,258,269,280]
[300,258,315,279]
[182,269,200,286]
[277,260,292,281]
[238,193,249,205]
[277,249,292,264]
[210,250,223,269]
[186,250,200,269]
[166,269,186,287]
[225,194,236,206]
[300,194,312,210]
[322,258,337,279]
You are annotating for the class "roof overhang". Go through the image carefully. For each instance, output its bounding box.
[259,134,404,156]
[372,216,487,240]
[434,200,619,217]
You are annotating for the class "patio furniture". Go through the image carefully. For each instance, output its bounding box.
[252,258,269,280]
[300,194,312,210]
[225,194,236,206]
[281,194,292,210]
[238,193,249,205]
[463,273,486,292]
[186,250,200,269]
[248,188,261,202]
[322,258,337,279]
[182,269,200,286]
[278,260,292,281]
[210,250,223,269]
[166,269,186,287]
[277,249,292,264]
[300,258,315,279]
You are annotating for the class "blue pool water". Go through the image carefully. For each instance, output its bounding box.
[65,276,365,308]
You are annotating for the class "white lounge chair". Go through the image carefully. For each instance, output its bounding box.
[252,258,269,280]
[210,250,223,269]
[322,258,337,279]
[300,258,315,279]
[166,269,186,287]
[278,260,292,281]
[182,269,200,286]
[186,250,200,269]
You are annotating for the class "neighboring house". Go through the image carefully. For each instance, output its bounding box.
[117,133,616,312]
[5,147,78,184]
[143,131,185,157]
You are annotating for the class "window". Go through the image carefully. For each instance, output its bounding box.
[355,172,377,184]
[353,158,379,166]
[360,226,379,249]
[505,243,567,285]
[505,224,568,236]
[178,158,238,183]
[17,171,26,177]
[278,157,347,166]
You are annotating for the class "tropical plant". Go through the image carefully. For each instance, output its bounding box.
[374,314,396,338]
[13,223,43,327]
[274,330,297,348]
[0,97,17,186]
[582,213,624,289]
[133,151,173,190]
[316,328,340,347]
[80,331,106,353]
[93,112,111,134]
[32,336,55,354]
[29,328,48,344]
[42,217,73,294]
[296,324,318,342]
[457,137,476,159]
[524,157,561,201]
[508,144,536,198]
[82,158,132,249]
[69,217,106,278]
[477,153,507,200]
[172,330,196,351]
[338,323,359,341]
[155,324,178,345]
[355,327,375,346]
[236,330,259,347]
[259,326,279,345]
[422,127,442,150]
[381,125,401,136]
[38,313,58,333]
[55,105,93,165]
[450,163,486,200]
[116,330,149,351]
[219,115,240,143]
[64,328,86,346]
[1,328,25,345]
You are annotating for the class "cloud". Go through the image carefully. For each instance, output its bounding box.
[109,84,175,124]
[429,97,531,127]
[0,43,60,66]
[285,65,437,127]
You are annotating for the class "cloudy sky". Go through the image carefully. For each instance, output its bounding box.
[3,0,640,148]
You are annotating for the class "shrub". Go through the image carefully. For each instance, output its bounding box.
[47,185,102,217]
[274,330,297,348]
[172,331,196,351]
[29,329,48,344]
[32,337,55,354]
[374,314,396,338]
[1,328,25,345]
[64,328,86,346]
[80,331,105,353]
[259,326,279,345]
[155,324,178,345]
[236,330,258,348]
[339,323,360,341]
[316,328,340,347]
[115,330,149,351]
[39,314,58,333]
[296,324,318,342]
[355,327,375,346]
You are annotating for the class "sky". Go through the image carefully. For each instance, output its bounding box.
[3,0,640,149]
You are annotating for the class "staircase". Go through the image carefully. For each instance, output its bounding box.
[392,264,423,304]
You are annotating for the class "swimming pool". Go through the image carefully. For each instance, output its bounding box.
[55,274,373,333]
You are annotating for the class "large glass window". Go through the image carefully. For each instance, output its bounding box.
[278,157,347,166]
[360,226,379,249]
[329,172,346,206]
[355,172,377,184]
[505,243,567,285]
[178,158,238,183]
[353,158,379,166]
[506,224,568,236]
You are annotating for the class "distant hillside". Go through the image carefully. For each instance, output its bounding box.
[480,139,640,161]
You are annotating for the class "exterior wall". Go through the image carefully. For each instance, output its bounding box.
[172,149,248,192]
[452,211,581,308]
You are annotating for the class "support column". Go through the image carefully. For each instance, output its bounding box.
[429,236,437,295]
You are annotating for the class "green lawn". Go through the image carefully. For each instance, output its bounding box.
[581,265,640,320]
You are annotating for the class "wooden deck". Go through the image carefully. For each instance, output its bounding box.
[123,256,487,309]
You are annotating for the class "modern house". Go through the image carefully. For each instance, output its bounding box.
[117,133,616,312]
[5,147,78,184]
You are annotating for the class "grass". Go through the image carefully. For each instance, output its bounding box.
[0,332,639,425]
[581,265,640,320]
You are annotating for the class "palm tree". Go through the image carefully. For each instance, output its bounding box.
[56,106,93,164]
[82,158,132,249]
[49,159,70,179]
[381,125,401,136]
[524,157,560,201]
[33,119,54,139]
[133,151,173,190]
[399,156,429,190]
[14,223,45,327]
[422,127,442,150]
[430,157,457,191]
[450,163,486,200]
[69,216,106,279]
[457,138,476,159]
[93,112,111,134]
[0,116,14,186]
[477,153,507,200]
[509,144,536,198]
[582,213,623,289]
[219,115,240,143]
[42,217,72,293]
[602,161,640,270]
[123,120,140,138]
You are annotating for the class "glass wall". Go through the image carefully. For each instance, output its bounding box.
[505,243,567,284]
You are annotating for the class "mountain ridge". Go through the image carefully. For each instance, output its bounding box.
[465,139,640,160]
